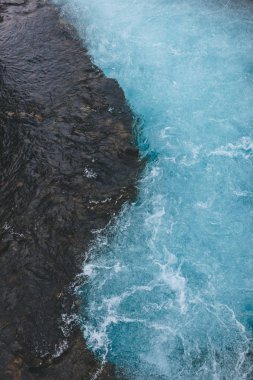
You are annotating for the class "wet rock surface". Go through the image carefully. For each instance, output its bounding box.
[0,1,140,379]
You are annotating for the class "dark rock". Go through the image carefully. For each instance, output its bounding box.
[0,0,25,5]
[0,1,140,379]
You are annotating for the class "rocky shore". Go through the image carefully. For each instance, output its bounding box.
[0,1,140,379]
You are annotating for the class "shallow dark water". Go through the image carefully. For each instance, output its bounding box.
[0,1,140,379]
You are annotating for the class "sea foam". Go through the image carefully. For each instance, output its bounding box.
[53,0,253,378]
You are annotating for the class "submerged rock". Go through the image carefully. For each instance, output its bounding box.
[0,1,140,378]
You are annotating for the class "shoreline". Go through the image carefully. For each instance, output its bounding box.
[0,1,140,378]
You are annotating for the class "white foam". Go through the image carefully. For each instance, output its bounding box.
[210,137,253,159]
[83,167,97,179]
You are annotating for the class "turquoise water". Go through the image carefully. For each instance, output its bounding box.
[54,1,253,378]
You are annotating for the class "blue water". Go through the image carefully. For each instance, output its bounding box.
[53,0,253,378]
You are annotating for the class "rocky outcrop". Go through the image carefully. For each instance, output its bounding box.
[0,1,140,379]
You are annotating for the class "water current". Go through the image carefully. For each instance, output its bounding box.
[54,0,253,378]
